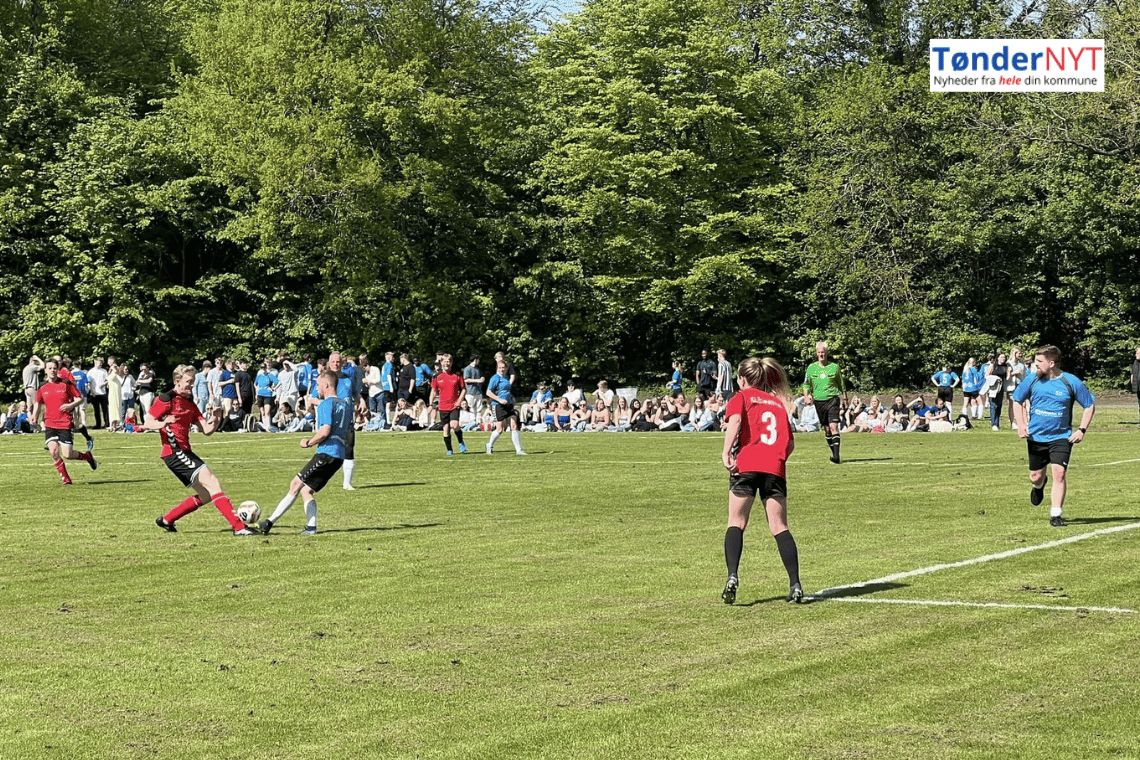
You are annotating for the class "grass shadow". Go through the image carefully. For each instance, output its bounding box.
[309,522,444,534]
[355,482,427,489]
[809,582,909,600]
[842,457,893,463]
[1061,516,1140,525]
[87,479,153,485]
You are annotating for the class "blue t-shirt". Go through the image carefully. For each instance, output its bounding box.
[335,365,362,403]
[1011,372,1095,443]
[255,371,275,398]
[962,367,985,393]
[669,369,682,391]
[381,361,396,392]
[296,362,313,395]
[487,374,513,406]
[72,369,89,396]
[316,396,352,459]
[530,388,552,405]
[463,365,482,395]
[933,371,959,388]
[220,369,237,399]
[415,363,433,386]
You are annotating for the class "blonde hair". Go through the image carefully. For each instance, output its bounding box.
[736,357,790,398]
[173,364,196,383]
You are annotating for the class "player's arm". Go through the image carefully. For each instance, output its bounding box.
[1070,403,1095,443]
[1012,396,1029,438]
[31,355,44,369]
[952,373,961,388]
[301,423,332,449]
[721,414,742,472]
[200,406,224,435]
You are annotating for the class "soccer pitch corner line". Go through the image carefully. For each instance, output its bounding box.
[807,520,1140,612]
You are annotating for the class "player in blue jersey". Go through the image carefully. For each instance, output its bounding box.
[486,358,526,455]
[328,351,366,489]
[1011,345,1096,527]
[930,364,960,409]
[259,371,352,536]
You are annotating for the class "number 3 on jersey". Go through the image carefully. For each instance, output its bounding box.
[759,411,779,445]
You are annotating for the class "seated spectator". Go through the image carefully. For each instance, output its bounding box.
[844,395,883,433]
[907,395,934,432]
[3,402,33,434]
[659,393,690,430]
[392,398,417,431]
[793,397,821,433]
[610,395,631,431]
[629,398,658,431]
[459,398,480,431]
[595,380,615,410]
[551,397,573,431]
[570,399,591,431]
[885,394,909,432]
[584,399,611,431]
[522,382,553,424]
[562,381,584,408]
[414,399,434,430]
[682,396,712,432]
[274,402,297,432]
[927,397,953,432]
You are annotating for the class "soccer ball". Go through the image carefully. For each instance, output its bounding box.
[236,500,261,525]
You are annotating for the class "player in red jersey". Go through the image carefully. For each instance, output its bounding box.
[145,364,255,536]
[31,359,97,485]
[719,357,802,605]
[429,353,467,456]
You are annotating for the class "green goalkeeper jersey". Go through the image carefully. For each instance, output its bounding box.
[802,361,845,400]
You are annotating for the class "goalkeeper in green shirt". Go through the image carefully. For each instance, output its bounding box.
[802,342,848,464]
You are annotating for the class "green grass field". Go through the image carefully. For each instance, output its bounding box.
[2,402,1139,759]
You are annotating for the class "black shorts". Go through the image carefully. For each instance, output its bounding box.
[963,390,979,399]
[44,427,74,446]
[494,403,517,422]
[163,448,208,487]
[298,453,344,492]
[257,396,274,409]
[815,397,841,425]
[729,472,788,499]
[439,408,461,424]
[937,387,954,402]
[1028,439,1073,471]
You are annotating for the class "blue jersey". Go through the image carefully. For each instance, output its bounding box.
[962,367,985,393]
[1012,372,1095,443]
[487,373,514,406]
[72,369,89,396]
[933,371,959,388]
[296,362,313,395]
[220,369,237,398]
[335,365,362,403]
[316,396,352,459]
[415,363,433,386]
[380,361,395,392]
[255,371,275,398]
[669,369,682,391]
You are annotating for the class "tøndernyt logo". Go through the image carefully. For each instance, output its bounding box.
[930,39,1104,92]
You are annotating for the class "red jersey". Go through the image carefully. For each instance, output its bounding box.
[58,367,75,384]
[147,391,205,457]
[35,380,81,429]
[431,371,464,411]
[725,388,794,478]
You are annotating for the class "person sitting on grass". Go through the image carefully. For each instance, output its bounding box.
[906,395,935,432]
[885,394,909,432]
[584,399,611,431]
[570,399,591,431]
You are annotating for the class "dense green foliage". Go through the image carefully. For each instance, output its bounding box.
[2,0,1138,391]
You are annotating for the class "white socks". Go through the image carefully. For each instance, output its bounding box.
[343,459,355,489]
[268,493,297,523]
[510,430,523,453]
[488,429,502,450]
[305,499,318,528]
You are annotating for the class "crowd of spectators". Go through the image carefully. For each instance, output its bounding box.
[6,345,1130,438]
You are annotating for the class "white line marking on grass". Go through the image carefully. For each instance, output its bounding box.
[811,521,1140,600]
[1086,458,1140,467]
[830,598,1134,614]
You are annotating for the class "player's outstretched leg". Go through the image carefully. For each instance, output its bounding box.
[157,494,207,532]
[1049,464,1068,527]
[1029,468,1046,507]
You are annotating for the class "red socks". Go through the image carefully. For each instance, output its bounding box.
[164,494,206,525]
[54,459,71,484]
[213,495,246,531]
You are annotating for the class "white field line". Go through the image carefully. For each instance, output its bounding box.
[811,521,1140,603]
[829,598,1134,614]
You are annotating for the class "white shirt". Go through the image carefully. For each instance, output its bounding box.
[87,367,109,395]
[365,365,383,397]
[596,388,615,408]
[563,388,584,407]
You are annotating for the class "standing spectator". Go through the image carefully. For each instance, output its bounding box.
[463,355,484,422]
[363,354,383,417]
[294,354,314,413]
[22,355,44,411]
[107,356,122,430]
[87,357,110,429]
[695,349,716,400]
[234,359,255,420]
[117,362,136,425]
[667,360,684,398]
[719,357,801,605]
[255,361,277,429]
[414,357,433,403]
[1012,345,1097,527]
[493,351,517,386]
[207,358,224,409]
[136,363,157,415]
[379,351,397,426]
[801,342,848,463]
[960,357,985,419]
[217,359,239,417]
[1131,347,1140,423]
[193,360,211,413]
[275,359,299,414]
[398,353,417,404]
[986,353,1010,431]
[1006,348,1028,426]
[70,359,90,433]
[930,364,960,409]
[715,349,735,404]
